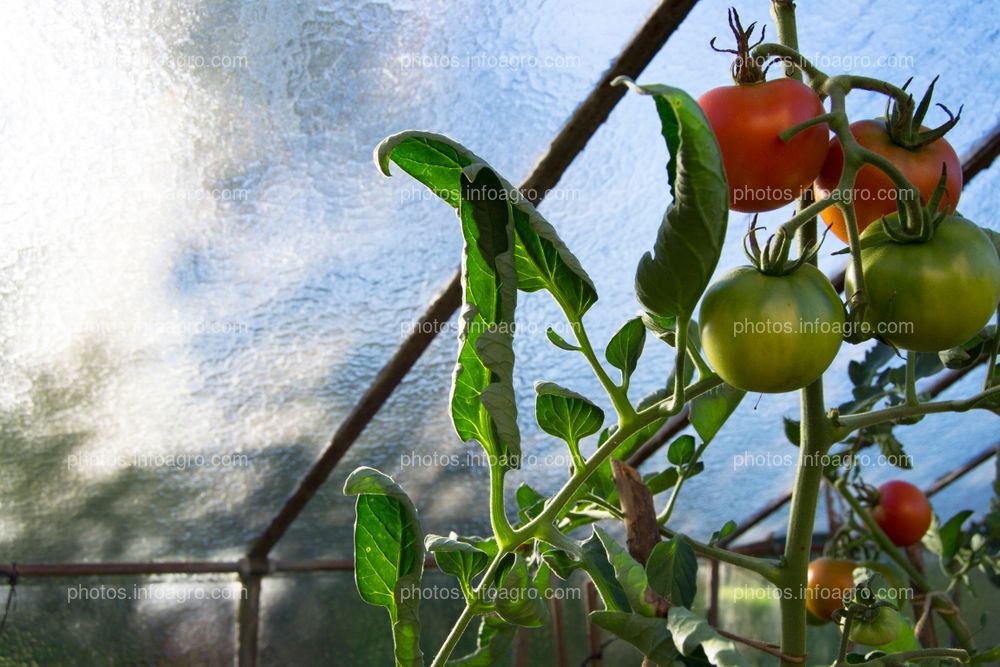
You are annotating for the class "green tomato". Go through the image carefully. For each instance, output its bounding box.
[846,215,1000,352]
[848,606,901,647]
[699,264,845,393]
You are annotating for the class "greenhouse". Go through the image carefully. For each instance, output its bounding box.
[2,0,999,665]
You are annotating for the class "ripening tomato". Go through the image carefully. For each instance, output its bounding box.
[849,606,902,646]
[699,78,829,212]
[845,215,1000,352]
[814,119,962,243]
[871,480,933,547]
[699,264,845,393]
[806,558,856,622]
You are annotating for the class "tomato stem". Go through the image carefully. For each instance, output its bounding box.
[830,384,1000,435]
[905,351,919,406]
[770,4,838,667]
[778,112,837,143]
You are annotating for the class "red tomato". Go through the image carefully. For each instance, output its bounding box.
[871,480,933,547]
[699,78,829,213]
[813,119,962,242]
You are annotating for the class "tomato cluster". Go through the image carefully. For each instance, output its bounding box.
[694,33,1000,391]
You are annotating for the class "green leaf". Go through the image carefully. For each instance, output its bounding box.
[344,467,425,667]
[540,546,578,581]
[646,537,698,608]
[866,423,912,469]
[645,468,681,496]
[546,326,580,351]
[848,343,896,387]
[590,611,677,665]
[667,435,696,466]
[941,326,995,370]
[425,533,489,590]
[534,381,605,445]
[606,317,647,382]
[709,520,737,546]
[641,312,679,342]
[615,79,728,320]
[376,131,597,317]
[495,554,549,628]
[450,164,521,470]
[580,530,631,612]
[515,483,546,524]
[667,607,749,667]
[783,417,801,446]
[938,510,974,560]
[448,615,516,667]
[595,526,656,616]
[689,383,744,443]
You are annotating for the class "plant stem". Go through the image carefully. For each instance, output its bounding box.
[856,648,969,665]
[754,42,827,86]
[656,440,709,526]
[672,315,690,408]
[833,479,976,652]
[986,306,1000,391]
[831,385,1000,434]
[905,351,919,406]
[430,552,506,667]
[714,627,804,663]
[569,314,637,425]
[489,463,515,548]
[686,335,713,379]
[780,377,833,667]
[769,1,802,79]
[832,606,860,666]
[771,6,837,665]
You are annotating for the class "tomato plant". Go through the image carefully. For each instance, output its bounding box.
[870,480,933,548]
[698,10,828,212]
[846,214,1000,352]
[347,5,1000,667]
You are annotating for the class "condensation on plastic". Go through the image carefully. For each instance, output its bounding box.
[1,0,999,661]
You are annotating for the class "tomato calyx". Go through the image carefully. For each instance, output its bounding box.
[743,215,825,276]
[882,166,951,243]
[883,76,963,150]
[709,7,768,85]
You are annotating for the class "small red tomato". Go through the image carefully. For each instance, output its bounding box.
[699,78,829,213]
[806,558,856,622]
[871,480,933,547]
[813,119,961,243]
